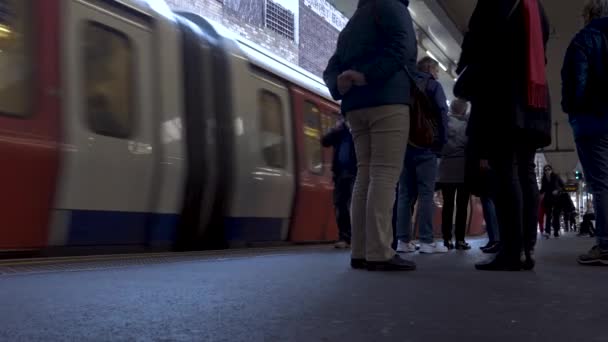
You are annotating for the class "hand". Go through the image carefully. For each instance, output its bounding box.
[341,70,367,86]
[480,159,491,172]
[337,73,353,95]
[552,190,559,196]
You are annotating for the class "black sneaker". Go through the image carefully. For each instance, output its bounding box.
[480,241,493,250]
[444,240,455,250]
[475,253,522,271]
[522,249,535,271]
[366,255,416,271]
[577,246,608,266]
[456,241,471,250]
[351,258,366,270]
[482,242,501,254]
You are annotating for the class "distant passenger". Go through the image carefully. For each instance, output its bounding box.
[322,120,357,249]
[438,99,472,251]
[323,0,417,271]
[456,0,551,271]
[540,165,565,238]
[558,192,576,232]
[395,57,449,254]
[561,0,608,266]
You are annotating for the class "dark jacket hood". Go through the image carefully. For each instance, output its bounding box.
[358,0,409,9]
[587,17,608,35]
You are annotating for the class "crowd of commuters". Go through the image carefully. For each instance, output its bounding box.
[321,0,608,271]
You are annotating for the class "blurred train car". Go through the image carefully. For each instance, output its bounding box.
[0,0,483,255]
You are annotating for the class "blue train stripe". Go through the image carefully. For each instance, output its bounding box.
[67,210,178,246]
[224,217,285,242]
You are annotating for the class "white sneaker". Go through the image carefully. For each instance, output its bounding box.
[396,241,417,253]
[419,242,449,254]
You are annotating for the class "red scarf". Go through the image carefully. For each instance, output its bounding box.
[523,0,548,109]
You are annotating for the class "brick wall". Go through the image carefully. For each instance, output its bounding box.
[165,0,298,64]
[298,3,339,77]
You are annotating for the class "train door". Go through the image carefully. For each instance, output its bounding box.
[55,0,157,245]
[289,87,336,242]
[0,0,61,250]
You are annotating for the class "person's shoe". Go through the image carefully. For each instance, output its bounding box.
[480,241,493,250]
[444,240,455,250]
[366,255,416,271]
[350,258,366,270]
[522,249,536,271]
[396,241,418,253]
[419,242,449,254]
[335,241,350,249]
[542,233,550,239]
[475,254,522,271]
[482,242,501,254]
[577,246,608,266]
[456,241,471,250]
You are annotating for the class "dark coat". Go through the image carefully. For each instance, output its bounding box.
[323,0,417,113]
[562,18,608,138]
[321,122,357,177]
[419,72,449,151]
[459,0,551,159]
[540,173,565,203]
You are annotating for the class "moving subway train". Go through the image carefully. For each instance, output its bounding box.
[0,0,483,253]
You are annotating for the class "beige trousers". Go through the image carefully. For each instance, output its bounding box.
[347,105,410,262]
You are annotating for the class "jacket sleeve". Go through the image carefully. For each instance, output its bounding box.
[561,36,589,115]
[323,53,343,101]
[356,1,413,85]
[432,82,449,146]
[321,125,342,147]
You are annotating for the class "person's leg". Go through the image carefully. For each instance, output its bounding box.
[415,151,440,246]
[518,147,539,252]
[576,135,608,265]
[347,110,370,263]
[396,147,418,245]
[544,202,553,237]
[481,196,500,244]
[364,105,411,265]
[441,184,457,244]
[516,147,539,269]
[334,174,354,246]
[477,148,523,270]
[455,184,471,248]
[552,204,562,237]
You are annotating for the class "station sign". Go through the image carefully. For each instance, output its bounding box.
[564,183,579,192]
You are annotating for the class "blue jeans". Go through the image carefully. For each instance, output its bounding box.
[481,196,500,243]
[576,134,608,250]
[396,145,437,244]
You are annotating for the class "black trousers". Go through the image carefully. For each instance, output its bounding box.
[543,200,561,237]
[440,183,470,242]
[334,173,355,243]
[490,145,539,257]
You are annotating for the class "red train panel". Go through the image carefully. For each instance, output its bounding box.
[0,0,61,249]
[288,86,338,242]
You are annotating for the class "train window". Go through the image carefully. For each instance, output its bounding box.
[258,90,286,169]
[303,102,323,174]
[83,22,134,138]
[0,0,32,117]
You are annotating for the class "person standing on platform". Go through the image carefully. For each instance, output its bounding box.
[395,57,449,254]
[323,0,418,271]
[562,0,608,265]
[456,0,551,271]
[437,99,472,251]
[540,165,565,238]
[322,120,357,249]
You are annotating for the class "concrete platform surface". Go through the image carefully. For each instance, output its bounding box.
[0,235,607,342]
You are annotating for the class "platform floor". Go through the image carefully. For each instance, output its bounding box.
[1,235,607,342]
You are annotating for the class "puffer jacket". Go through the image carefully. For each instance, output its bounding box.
[562,17,608,137]
[323,0,417,113]
[438,115,468,184]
